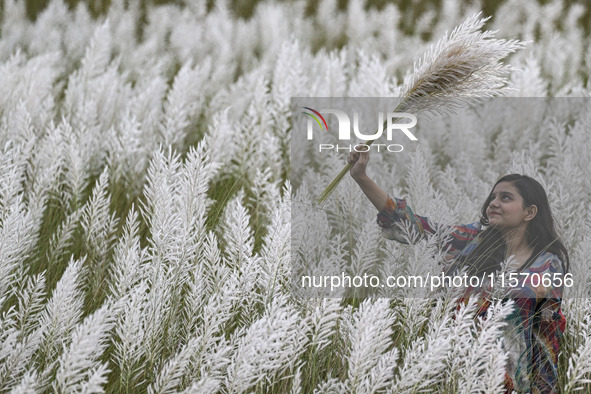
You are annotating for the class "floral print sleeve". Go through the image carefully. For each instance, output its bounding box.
[376,195,481,261]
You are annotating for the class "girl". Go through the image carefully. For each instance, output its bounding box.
[348,147,568,393]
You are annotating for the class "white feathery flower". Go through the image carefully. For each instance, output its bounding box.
[52,302,115,393]
[400,12,526,117]
[346,299,396,393]
[565,312,591,392]
[7,371,39,394]
[36,257,86,382]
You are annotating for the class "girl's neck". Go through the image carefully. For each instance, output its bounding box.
[503,226,532,258]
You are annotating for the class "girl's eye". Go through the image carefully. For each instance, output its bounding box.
[502,196,510,201]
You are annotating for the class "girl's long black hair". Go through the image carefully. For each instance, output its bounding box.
[460,174,569,276]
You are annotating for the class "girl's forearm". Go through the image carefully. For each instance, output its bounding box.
[354,175,389,212]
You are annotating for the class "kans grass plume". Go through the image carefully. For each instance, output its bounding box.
[317,13,526,204]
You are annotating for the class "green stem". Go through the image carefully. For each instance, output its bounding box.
[317,102,407,204]
[317,137,377,204]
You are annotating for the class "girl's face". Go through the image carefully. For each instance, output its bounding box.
[486,181,535,231]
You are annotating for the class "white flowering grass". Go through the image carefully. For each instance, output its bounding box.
[0,0,590,392]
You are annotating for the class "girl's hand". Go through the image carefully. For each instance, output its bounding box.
[347,145,388,211]
[348,145,369,181]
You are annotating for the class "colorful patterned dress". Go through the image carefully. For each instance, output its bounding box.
[377,196,566,393]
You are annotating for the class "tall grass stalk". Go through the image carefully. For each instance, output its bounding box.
[318,13,525,203]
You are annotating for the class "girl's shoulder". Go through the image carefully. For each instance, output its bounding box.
[527,251,564,274]
[451,221,483,237]
[461,222,483,231]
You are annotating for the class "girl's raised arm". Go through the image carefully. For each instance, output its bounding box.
[348,147,388,211]
[348,148,481,254]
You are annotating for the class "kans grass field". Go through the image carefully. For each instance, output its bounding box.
[0,0,591,392]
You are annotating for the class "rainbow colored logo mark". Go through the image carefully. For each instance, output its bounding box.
[302,107,328,132]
